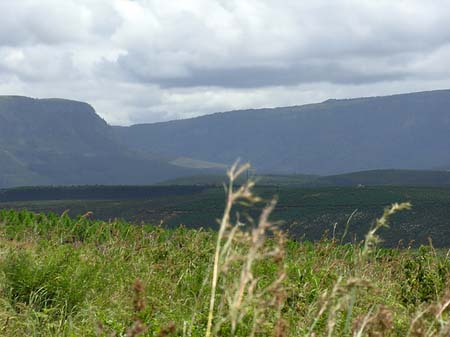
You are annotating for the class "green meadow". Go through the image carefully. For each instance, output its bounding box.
[0,169,449,336]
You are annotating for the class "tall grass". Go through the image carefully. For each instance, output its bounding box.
[0,164,448,336]
[205,163,286,337]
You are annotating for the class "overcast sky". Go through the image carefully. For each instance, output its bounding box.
[1,0,450,125]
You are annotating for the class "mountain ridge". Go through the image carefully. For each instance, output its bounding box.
[114,88,450,175]
[122,88,450,127]
[2,89,450,188]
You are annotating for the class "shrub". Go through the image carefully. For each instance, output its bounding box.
[400,245,450,306]
[0,245,98,315]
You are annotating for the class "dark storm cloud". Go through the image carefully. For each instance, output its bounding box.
[115,56,409,88]
[100,0,450,90]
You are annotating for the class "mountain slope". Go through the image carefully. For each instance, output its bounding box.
[114,89,450,175]
[0,96,196,187]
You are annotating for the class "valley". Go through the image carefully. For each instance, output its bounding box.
[1,183,449,247]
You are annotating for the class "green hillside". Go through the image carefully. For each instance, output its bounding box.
[0,149,48,187]
[159,169,450,188]
[309,169,450,187]
[159,173,319,186]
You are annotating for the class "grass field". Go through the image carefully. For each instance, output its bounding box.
[0,167,449,335]
[0,179,449,336]
[1,185,450,247]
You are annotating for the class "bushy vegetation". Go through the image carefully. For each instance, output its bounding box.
[0,185,207,202]
[0,166,449,336]
[3,184,450,247]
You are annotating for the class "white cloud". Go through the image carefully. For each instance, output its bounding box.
[1,0,450,125]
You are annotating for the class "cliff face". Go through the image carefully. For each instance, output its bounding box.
[0,96,116,154]
[114,89,450,175]
[0,96,194,187]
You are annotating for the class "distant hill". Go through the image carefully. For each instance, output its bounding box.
[308,169,450,187]
[0,96,199,188]
[159,169,450,188]
[159,173,319,186]
[114,89,450,175]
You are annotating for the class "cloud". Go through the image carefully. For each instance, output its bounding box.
[0,0,122,46]
[107,0,450,88]
[112,60,409,88]
[1,0,450,125]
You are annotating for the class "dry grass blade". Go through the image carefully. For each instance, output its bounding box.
[206,162,286,337]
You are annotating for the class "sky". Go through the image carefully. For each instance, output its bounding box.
[1,0,450,125]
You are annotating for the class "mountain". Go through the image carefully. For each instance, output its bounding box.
[3,90,450,188]
[0,96,198,188]
[114,89,450,175]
